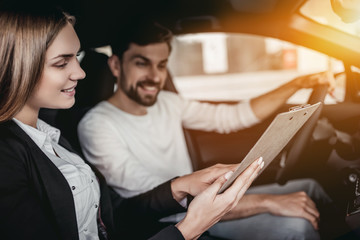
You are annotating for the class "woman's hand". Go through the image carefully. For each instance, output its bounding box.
[171,163,238,202]
[176,157,264,240]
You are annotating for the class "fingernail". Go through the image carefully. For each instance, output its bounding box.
[260,161,265,169]
[225,171,233,180]
[257,157,263,165]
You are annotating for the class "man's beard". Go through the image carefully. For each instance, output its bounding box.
[119,70,161,107]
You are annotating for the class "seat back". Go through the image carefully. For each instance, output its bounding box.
[76,50,115,109]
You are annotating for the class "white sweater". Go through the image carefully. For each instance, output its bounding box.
[78,91,259,197]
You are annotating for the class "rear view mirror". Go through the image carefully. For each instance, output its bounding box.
[331,0,360,22]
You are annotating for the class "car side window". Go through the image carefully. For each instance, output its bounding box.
[168,33,345,104]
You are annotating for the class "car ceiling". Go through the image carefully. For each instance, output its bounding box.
[54,0,308,49]
[69,0,360,67]
[1,0,360,66]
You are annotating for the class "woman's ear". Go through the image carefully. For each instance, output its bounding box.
[108,55,121,78]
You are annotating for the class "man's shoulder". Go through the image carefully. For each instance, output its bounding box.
[159,90,179,98]
[158,90,182,105]
[84,101,114,117]
[78,101,115,127]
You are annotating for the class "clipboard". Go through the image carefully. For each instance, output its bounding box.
[218,102,322,194]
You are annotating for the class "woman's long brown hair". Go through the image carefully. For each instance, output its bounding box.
[0,6,75,122]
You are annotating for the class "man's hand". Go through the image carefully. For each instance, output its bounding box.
[171,163,238,202]
[292,71,335,94]
[250,71,335,121]
[264,191,320,230]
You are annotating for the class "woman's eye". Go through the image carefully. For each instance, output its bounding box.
[55,63,67,68]
[54,60,68,68]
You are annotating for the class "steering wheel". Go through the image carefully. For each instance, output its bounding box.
[276,84,328,184]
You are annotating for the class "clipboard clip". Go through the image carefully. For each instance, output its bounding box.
[289,104,311,112]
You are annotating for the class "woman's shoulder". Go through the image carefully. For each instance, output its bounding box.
[0,121,31,161]
[0,120,22,140]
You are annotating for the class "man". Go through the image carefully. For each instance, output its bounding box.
[78,21,335,239]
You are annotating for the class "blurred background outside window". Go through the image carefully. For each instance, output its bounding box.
[168,32,345,104]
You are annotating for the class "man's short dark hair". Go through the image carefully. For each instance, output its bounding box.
[110,19,173,59]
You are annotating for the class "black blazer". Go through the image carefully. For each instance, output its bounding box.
[0,120,186,240]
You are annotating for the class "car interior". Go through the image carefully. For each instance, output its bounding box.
[35,0,360,237]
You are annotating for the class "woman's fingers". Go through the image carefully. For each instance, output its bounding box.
[222,157,264,199]
[176,158,264,239]
[234,157,264,202]
[205,170,232,196]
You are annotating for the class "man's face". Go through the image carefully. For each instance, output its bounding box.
[119,42,169,106]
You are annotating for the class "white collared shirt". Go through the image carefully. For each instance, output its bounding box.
[13,118,100,240]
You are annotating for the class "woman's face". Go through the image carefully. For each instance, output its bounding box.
[28,22,85,110]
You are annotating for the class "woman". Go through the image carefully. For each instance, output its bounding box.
[0,4,263,240]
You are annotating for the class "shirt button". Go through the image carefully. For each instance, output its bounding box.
[95,204,98,209]
[91,179,94,183]
[71,186,76,190]
[84,229,87,232]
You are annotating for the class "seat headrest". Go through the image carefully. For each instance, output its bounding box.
[76,50,115,108]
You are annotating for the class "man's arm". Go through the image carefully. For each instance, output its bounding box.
[250,71,334,121]
[181,99,260,133]
[181,72,334,133]
[222,192,320,230]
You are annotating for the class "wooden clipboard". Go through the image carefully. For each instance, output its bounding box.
[218,102,322,194]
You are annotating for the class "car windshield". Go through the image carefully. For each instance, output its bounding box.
[168,33,344,104]
[300,0,360,38]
